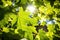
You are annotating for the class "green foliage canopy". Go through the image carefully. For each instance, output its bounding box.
[0,0,60,40]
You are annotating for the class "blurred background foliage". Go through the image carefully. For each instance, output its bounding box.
[0,0,60,40]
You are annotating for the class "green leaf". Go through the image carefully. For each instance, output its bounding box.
[3,27,9,33]
[21,0,27,4]
[9,13,17,26]
[39,29,49,40]
[47,24,55,32]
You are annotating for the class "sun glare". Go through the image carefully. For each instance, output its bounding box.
[27,5,36,13]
